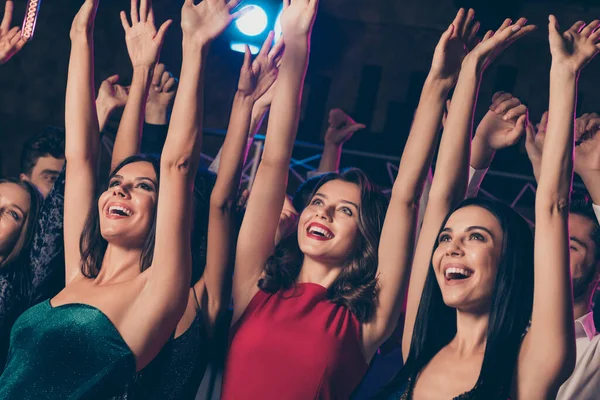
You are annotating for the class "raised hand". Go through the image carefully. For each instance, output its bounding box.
[429,8,480,88]
[121,0,172,68]
[238,32,283,101]
[280,0,319,45]
[181,0,244,45]
[524,111,547,181]
[70,0,99,40]
[549,16,600,74]
[324,109,366,146]
[275,195,299,245]
[464,17,536,72]
[0,0,26,64]
[574,113,600,175]
[470,92,528,169]
[97,74,129,111]
[146,63,177,124]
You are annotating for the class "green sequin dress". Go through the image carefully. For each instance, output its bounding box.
[0,300,136,399]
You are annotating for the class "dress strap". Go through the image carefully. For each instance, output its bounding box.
[192,286,201,310]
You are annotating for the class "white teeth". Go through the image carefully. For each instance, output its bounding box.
[445,267,472,279]
[308,226,333,239]
[108,205,132,216]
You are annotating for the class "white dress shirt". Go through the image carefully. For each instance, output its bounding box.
[556,312,600,400]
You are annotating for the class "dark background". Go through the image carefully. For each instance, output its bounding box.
[1,0,600,204]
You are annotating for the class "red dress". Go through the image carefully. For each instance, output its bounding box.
[222,283,369,399]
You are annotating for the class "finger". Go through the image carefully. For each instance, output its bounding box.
[525,122,536,144]
[508,114,528,144]
[13,36,25,53]
[283,0,290,10]
[158,71,170,91]
[120,11,131,30]
[152,63,165,85]
[587,118,600,132]
[482,30,494,41]
[147,3,155,25]
[590,28,600,43]
[228,0,242,10]
[504,104,528,121]
[539,111,549,133]
[155,19,172,43]
[346,123,366,133]
[490,92,512,110]
[581,20,600,38]
[243,45,252,70]
[162,77,177,93]
[460,8,475,38]
[105,74,120,84]
[268,37,285,62]
[5,25,19,42]
[495,97,520,114]
[438,23,454,47]
[1,0,14,33]
[131,0,139,23]
[467,21,480,46]
[139,0,148,23]
[496,18,512,34]
[548,15,560,36]
[451,8,466,37]
[491,91,507,103]
[569,20,586,34]
[232,5,254,20]
[259,30,275,58]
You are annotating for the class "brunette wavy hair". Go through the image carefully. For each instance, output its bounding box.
[258,168,389,323]
[79,155,160,278]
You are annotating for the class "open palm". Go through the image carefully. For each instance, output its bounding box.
[549,17,600,74]
[0,0,26,64]
[181,0,242,44]
[280,0,319,43]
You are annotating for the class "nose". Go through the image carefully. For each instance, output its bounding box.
[112,185,130,199]
[445,239,464,257]
[316,205,334,222]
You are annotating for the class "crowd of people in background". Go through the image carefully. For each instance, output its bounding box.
[0,0,600,398]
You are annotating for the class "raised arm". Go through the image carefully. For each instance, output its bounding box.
[111,0,171,171]
[402,16,535,358]
[201,35,280,327]
[96,75,129,132]
[317,109,365,174]
[517,17,599,397]
[232,0,318,322]
[63,0,101,285]
[134,0,241,361]
[0,0,26,64]
[365,8,480,357]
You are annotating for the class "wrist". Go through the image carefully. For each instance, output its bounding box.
[182,36,210,54]
[96,100,115,121]
[235,90,257,105]
[144,104,168,125]
[461,56,485,77]
[550,62,579,80]
[470,136,495,170]
[423,75,454,94]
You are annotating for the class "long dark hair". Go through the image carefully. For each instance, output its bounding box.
[379,198,534,398]
[0,178,42,270]
[258,168,389,323]
[79,155,160,278]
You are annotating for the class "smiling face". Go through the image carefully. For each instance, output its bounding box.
[297,179,361,265]
[0,182,31,260]
[98,161,158,248]
[432,205,504,313]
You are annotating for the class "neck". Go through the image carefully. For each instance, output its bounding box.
[450,309,489,357]
[297,255,343,289]
[95,243,143,284]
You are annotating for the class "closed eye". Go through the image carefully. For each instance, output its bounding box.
[137,183,154,191]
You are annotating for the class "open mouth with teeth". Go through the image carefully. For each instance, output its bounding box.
[444,266,473,282]
[306,223,334,241]
[107,205,133,217]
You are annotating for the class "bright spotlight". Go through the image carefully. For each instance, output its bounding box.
[274,9,282,41]
[230,42,261,55]
[235,6,268,37]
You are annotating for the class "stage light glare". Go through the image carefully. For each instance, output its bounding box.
[235,5,268,37]
[274,10,282,41]
[230,42,261,55]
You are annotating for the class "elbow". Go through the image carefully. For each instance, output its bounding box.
[535,194,570,218]
[161,155,195,176]
[210,195,236,215]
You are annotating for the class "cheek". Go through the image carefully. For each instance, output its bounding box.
[0,220,22,252]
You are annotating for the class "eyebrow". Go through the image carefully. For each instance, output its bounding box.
[40,169,60,176]
[440,225,495,239]
[570,236,588,249]
[314,192,359,211]
[0,194,26,216]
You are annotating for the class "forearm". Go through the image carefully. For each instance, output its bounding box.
[317,142,341,173]
[470,135,495,170]
[161,40,208,171]
[537,65,576,201]
[429,62,481,204]
[111,66,153,170]
[211,92,255,207]
[394,77,449,204]
[581,173,600,205]
[65,37,100,164]
[96,102,115,133]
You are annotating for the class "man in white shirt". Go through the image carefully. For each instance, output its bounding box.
[468,101,600,399]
